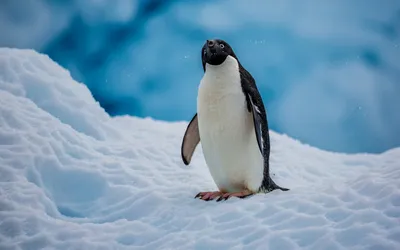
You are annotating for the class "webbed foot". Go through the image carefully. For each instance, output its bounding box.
[216,190,255,202]
[194,191,224,201]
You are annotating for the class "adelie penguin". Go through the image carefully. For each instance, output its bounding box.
[181,39,289,201]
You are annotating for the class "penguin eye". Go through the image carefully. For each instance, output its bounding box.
[220,44,225,49]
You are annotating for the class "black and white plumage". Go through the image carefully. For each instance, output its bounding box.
[181,39,288,201]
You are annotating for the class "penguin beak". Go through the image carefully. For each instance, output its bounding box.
[205,39,219,58]
[207,40,216,49]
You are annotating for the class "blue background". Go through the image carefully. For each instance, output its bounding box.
[1,0,399,154]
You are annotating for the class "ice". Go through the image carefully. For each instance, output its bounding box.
[0,47,399,249]
[2,0,400,153]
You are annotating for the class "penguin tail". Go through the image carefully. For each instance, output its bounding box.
[261,177,289,193]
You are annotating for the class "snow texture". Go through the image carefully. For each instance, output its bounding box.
[0,48,399,250]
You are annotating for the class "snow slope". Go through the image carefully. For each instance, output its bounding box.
[0,48,399,250]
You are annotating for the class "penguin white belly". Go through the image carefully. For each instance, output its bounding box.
[197,56,264,193]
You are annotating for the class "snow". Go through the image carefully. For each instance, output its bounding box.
[0,48,399,250]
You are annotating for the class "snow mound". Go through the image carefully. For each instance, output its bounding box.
[0,48,399,250]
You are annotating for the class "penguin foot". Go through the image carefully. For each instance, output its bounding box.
[194,191,224,201]
[216,190,255,202]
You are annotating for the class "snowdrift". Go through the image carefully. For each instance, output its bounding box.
[0,48,399,249]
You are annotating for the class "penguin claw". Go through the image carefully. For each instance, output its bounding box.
[194,192,202,199]
[216,195,228,202]
[215,191,255,202]
[194,191,224,201]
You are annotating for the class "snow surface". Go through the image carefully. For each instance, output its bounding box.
[0,48,399,250]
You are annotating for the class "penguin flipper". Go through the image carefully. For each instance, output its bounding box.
[181,113,200,165]
[247,94,264,156]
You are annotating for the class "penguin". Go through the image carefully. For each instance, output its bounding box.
[181,39,289,201]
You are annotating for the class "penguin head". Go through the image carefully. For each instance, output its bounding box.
[201,39,238,70]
